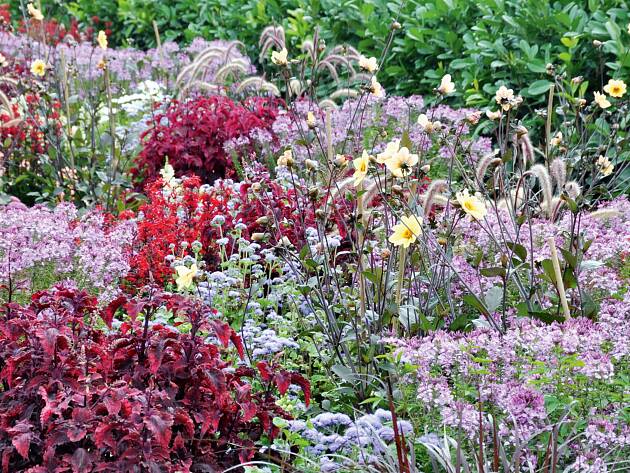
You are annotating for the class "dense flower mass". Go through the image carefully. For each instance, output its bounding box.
[1,9,630,473]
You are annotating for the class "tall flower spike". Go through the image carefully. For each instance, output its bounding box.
[475,150,501,190]
[422,179,448,216]
[514,125,533,169]
[564,181,582,200]
[529,164,554,218]
[549,158,567,190]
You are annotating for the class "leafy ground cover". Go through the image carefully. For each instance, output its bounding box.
[0,3,629,472]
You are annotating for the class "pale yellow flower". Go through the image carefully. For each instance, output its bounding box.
[271,48,288,66]
[456,189,487,220]
[97,30,108,50]
[306,111,316,128]
[389,215,423,248]
[359,55,379,73]
[27,3,43,21]
[0,53,7,68]
[376,139,400,164]
[486,109,502,120]
[369,76,385,98]
[495,85,515,111]
[160,160,175,186]
[603,79,626,98]
[175,263,198,291]
[30,59,46,77]
[593,91,611,109]
[550,131,563,147]
[417,113,441,133]
[385,147,419,178]
[277,149,293,167]
[597,155,614,177]
[437,74,456,94]
[352,150,371,187]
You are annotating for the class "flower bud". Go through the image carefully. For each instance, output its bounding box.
[420,164,431,174]
[391,184,404,196]
[308,186,320,200]
[315,209,326,220]
[334,154,349,168]
[256,216,269,225]
[593,39,602,48]
[305,159,319,171]
[391,21,402,30]
[251,232,267,242]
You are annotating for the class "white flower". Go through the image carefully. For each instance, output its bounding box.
[369,76,385,97]
[437,74,456,94]
[159,160,175,186]
[271,48,288,66]
[417,114,442,133]
[359,55,379,73]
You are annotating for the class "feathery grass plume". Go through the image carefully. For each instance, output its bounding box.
[259,25,286,61]
[318,99,339,110]
[563,180,582,199]
[186,81,225,95]
[213,60,250,83]
[234,77,280,96]
[550,158,567,190]
[0,90,14,120]
[422,179,448,216]
[529,164,554,217]
[588,208,623,220]
[514,125,534,169]
[550,196,564,221]
[329,88,359,101]
[474,150,501,189]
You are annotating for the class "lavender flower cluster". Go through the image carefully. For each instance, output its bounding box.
[0,32,253,89]
[0,198,135,301]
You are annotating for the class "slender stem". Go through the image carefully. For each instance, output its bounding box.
[547,236,571,320]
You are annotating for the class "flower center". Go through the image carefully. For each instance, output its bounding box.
[402,229,413,239]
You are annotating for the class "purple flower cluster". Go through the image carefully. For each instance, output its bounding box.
[0,198,135,301]
[0,32,253,90]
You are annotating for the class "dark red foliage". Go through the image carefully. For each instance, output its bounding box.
[132,95,283,185]
[0,284,309,472]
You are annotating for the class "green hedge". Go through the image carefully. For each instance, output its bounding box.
[29,0,630,105]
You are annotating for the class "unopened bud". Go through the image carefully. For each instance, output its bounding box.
[592,39,602,48]
[315,209,326,220]
[305,159,319,171]
[308,186,320,200]
[500,254,509,267]
[420,164,431,174]
[391,184,404,196]
[437,237,448,246]
[380,248,391,259]
[334,154,348,168]
[391,21,402,30]
[251,232,267,242]
[256,216,269,225]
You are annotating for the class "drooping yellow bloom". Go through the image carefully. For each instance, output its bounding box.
[486,109,502,120]
[385,147,419,178]
[271,48,288,66]
[389,215,423,248]
[175,263,198,291]
[27,3,43,21]
[597,155,614,177]
[437,74,456,94]
[376,139,400,164]
[352,150,371,187]
[417,113,441,133]
[97,30,108,50]
[603,79,626,98]
[456,189,487,220]
[359,55,379,73]
[370,76,385,98]
[593,91,611,109]
[30,59,46,77]
[550,131,563,147]
[277,149,293,167]
[306,111,316,128]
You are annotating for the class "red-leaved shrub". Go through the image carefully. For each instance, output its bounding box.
[0,284,309,472]
[133,95,283,185]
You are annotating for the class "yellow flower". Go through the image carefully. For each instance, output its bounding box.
[593,91,611,109]
[486,109,502,120]
[495,85,517,111]
[597,155,614,177]
[271,48,288,66]
[417,113,441,133]
[352,150,371,187]
[456,189,487,220]
[30,59,46,77]
[306,111,316,128]
[277,149,293,167]
[369,76,385,97]
[27,3,43,21]
[359,55,379,73]
[97,30,108,50]
[603,79,626,98]
[389,215,423,248]
[175,263,198,291]
[0,53,7,67]
[437,74,456,95]
[385,147,419,178]
[376,139,400,164]
[550,131,563,147]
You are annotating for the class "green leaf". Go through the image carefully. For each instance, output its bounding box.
[528,80,553,96]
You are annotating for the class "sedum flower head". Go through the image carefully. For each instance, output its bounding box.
[389,215,423,248]
[456,189,487,220]
[603,79,626,98]
[352,150,371,187]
